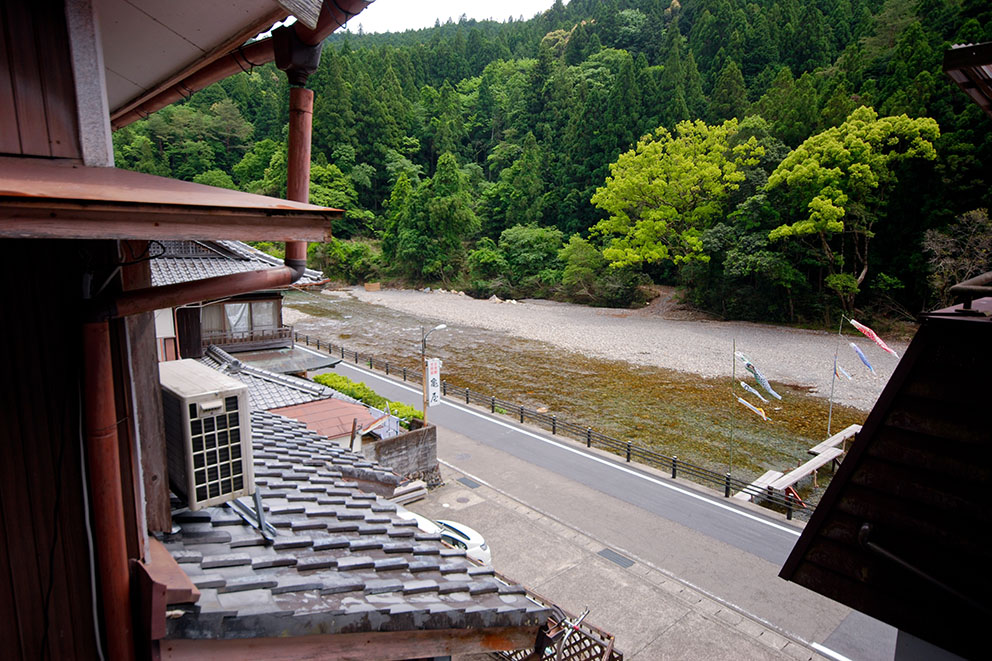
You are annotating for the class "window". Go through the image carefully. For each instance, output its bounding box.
[224,302,250,334]
[251,300,277,330]
[201,304,225,334]
[201,299,282,336]
[441,534,467,550]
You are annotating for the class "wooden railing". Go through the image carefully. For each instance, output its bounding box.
[201,326,292,350]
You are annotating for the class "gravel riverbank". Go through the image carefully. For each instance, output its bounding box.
[303,286,908,412]
[338,287,906,411]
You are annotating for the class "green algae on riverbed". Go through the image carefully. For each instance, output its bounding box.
[285,291,864,512]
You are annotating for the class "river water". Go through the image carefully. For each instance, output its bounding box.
[284,290,865,515]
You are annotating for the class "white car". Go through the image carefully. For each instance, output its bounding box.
[397,510,492,565]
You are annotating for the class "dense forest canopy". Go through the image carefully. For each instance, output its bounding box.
[114,0,992,324]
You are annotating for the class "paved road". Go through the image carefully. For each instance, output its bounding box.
[331,361,897,661]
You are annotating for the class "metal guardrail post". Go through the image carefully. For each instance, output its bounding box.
[369,357,373,369]
[552,415,556,435]
[672,456,678,479]
[442,380,447,395]
[519,405,524,423]
[724,473,731,498]
[316,338,320,350]
[385,362,389,375]
[786,492,794,520]
[305,334,309,345]
[402,367,407,381]
[340,346,344,359]
[586,427,592,447]
[491,396,495,413]
[354,351,359,364]
[626,442,631,462]
[465,388,470,404]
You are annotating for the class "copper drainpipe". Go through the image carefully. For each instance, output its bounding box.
[84,10,324,656]
[83,320,135,661]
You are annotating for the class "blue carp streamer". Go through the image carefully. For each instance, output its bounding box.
[850,342,876,375]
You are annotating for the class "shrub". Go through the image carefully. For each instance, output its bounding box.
[312,373,423,427]
[309,238,381,284]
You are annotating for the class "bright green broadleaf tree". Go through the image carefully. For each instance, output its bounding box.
[766,106,939,313]
[590,118,763,268]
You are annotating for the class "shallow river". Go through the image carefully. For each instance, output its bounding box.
[285,290,864,514]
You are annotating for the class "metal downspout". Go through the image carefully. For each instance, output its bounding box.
[285,84,314,264]
[82,320,135,661]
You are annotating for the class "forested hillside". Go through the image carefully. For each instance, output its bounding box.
[113,0,992,323]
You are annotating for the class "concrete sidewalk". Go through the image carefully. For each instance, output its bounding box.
[411,425,829,661]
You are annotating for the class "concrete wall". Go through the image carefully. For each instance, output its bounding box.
[363,425,441,487]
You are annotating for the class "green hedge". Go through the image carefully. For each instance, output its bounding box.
[313,373,422,427]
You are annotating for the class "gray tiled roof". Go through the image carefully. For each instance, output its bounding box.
[151,240,324,287]
[163,411,548,640]
[200,346,334,411]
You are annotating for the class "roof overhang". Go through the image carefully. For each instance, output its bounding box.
[105,0,375,128]
[271,397,379,440]
[229,345,341,374]
[0,157,338,241]
[780,301,992,659]
[943,41,992,119]
[99,0,290,117]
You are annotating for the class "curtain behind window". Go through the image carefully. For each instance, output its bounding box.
[201,304,225,333]
[225,302,250,334]
[251,301,277,330]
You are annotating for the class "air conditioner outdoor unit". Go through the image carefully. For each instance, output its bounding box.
[159,359,254,510]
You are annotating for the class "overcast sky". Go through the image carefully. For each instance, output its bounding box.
[348,0,558,34]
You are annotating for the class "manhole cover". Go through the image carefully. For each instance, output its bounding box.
[456,497,470,504]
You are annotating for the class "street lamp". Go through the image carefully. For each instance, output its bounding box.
[421,324,447,425]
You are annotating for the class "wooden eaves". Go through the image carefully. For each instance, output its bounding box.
[0,156,339,241]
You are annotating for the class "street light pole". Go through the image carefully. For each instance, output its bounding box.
[421,324,446,426]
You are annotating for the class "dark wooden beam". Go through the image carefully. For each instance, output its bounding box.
[159,626,540,660]
[942,41,992,71]
[0,203,335,241]
[942,42,992,119]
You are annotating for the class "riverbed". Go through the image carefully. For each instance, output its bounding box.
[284,286,907,511]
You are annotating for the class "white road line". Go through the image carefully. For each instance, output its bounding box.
[339,362,802,538]
[812,643,856,661]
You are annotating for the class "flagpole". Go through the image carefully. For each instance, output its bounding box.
[827,315,845,435]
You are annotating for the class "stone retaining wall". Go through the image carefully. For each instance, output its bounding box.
[363,423,441,487]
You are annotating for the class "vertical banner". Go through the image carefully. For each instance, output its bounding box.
[427,358,442,407]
